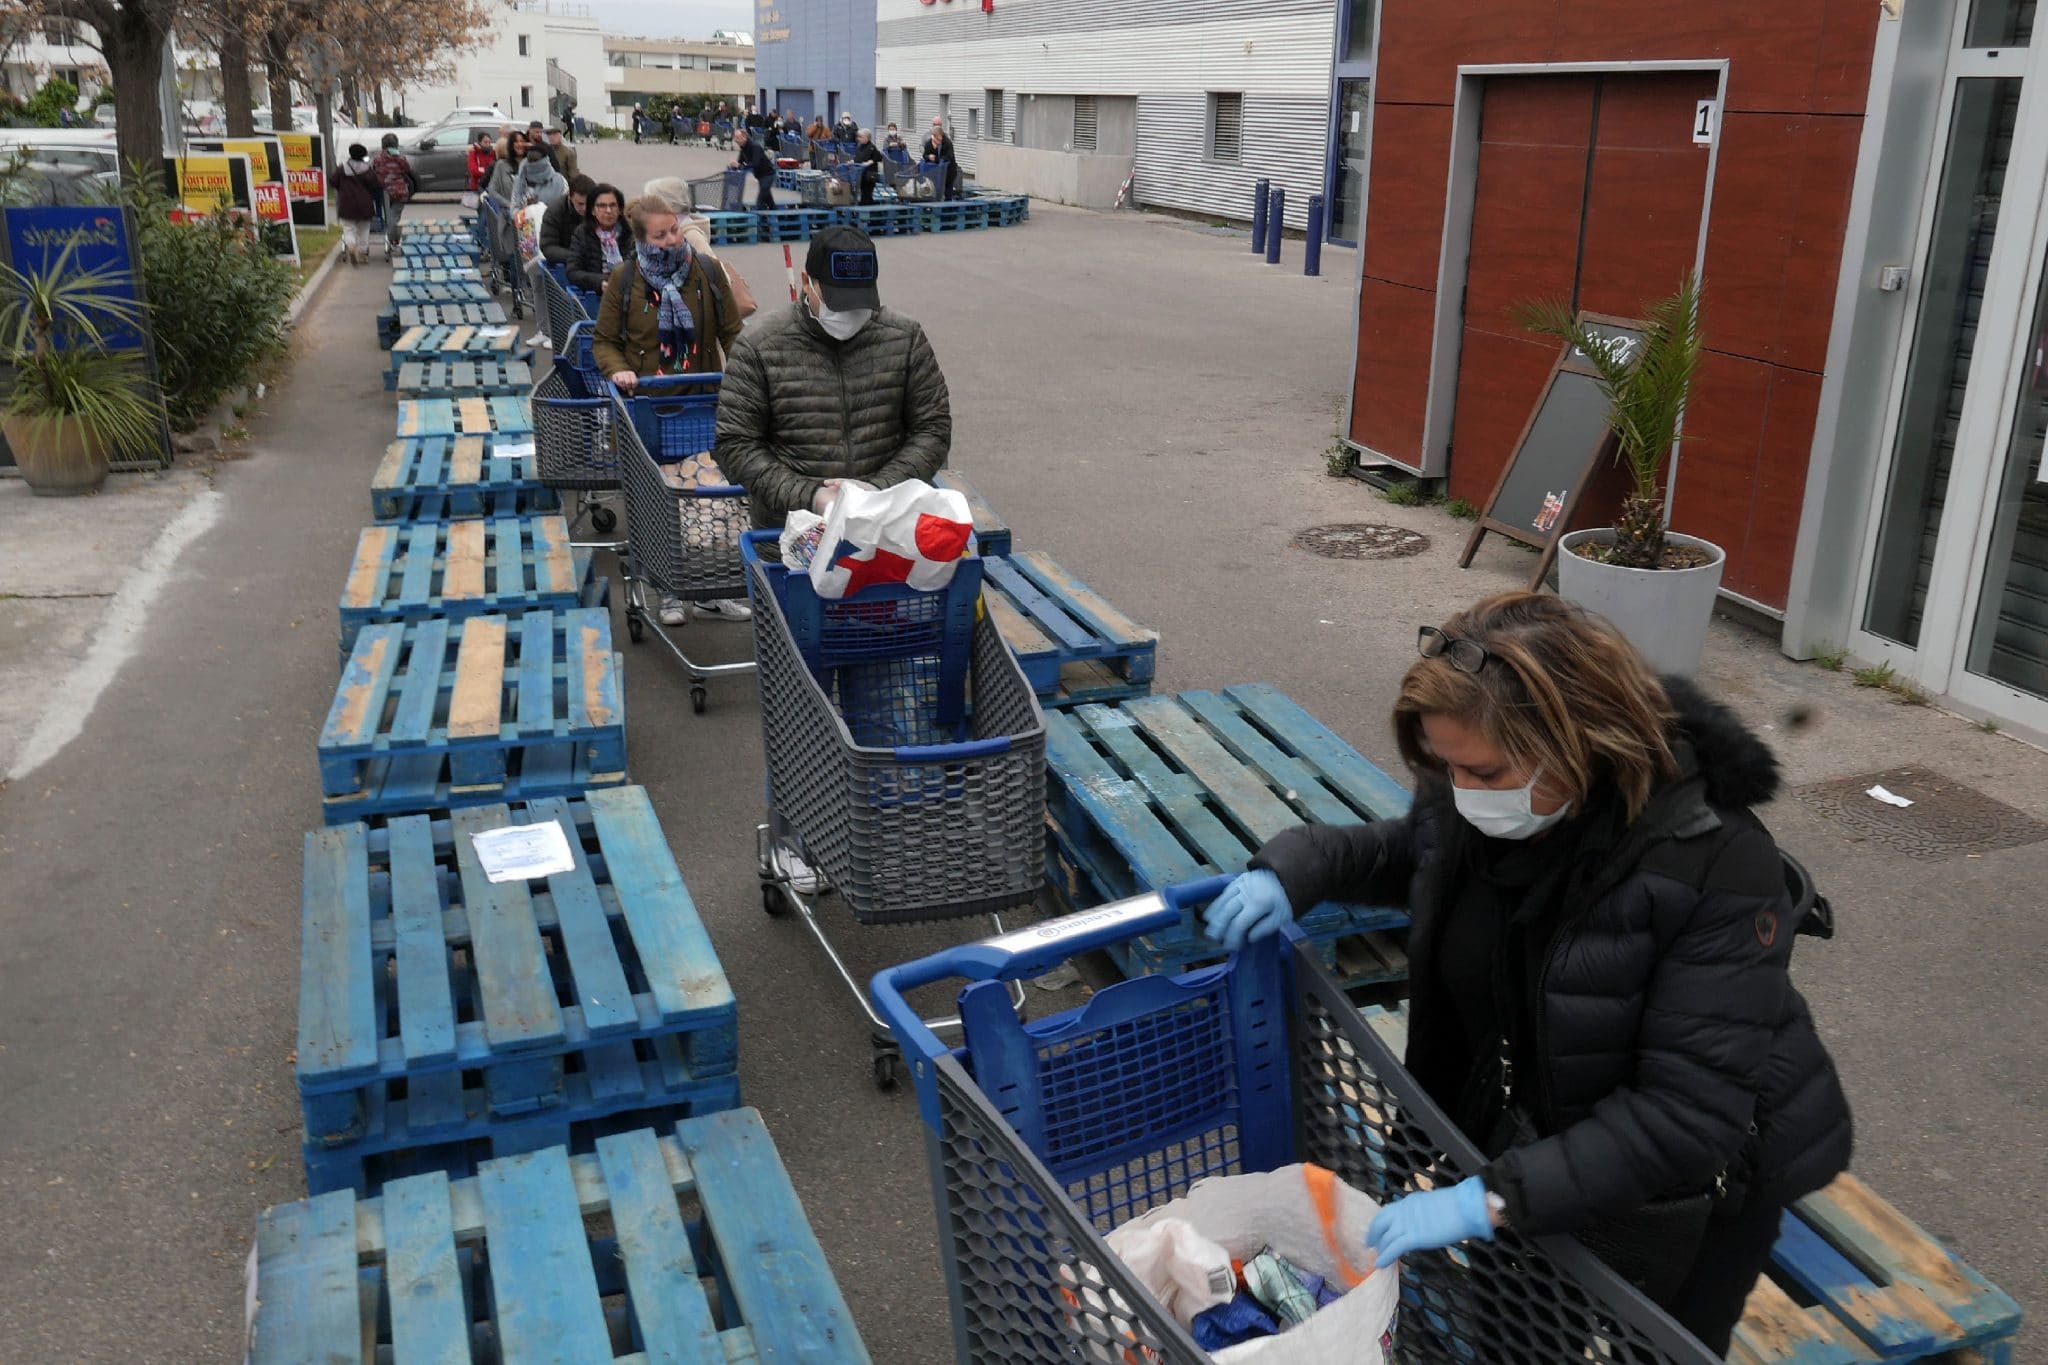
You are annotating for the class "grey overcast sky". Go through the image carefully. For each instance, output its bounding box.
[579,0,755,39]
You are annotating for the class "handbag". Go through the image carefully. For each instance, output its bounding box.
[722,259,758,319]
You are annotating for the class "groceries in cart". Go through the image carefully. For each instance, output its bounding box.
[1086,1164,1400,1362]
[801,477,974,598]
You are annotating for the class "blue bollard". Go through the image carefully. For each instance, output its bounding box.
[1251,178,1270,255]
[1265,187,1285,265]
[1304,194,1325,277]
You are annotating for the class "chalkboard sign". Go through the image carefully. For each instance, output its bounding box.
[1459,314,1646,588]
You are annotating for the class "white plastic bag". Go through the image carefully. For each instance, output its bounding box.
[808,478,973,600]
[1104,1218,1236,1327]
[1099,1164,1400,1364]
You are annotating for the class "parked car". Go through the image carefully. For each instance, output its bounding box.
[0,160,118,206]
[402,117,507,194]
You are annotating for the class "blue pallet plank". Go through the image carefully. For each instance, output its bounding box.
[388,322,528,373]
[397,395,534,441]
[450,804,568,1058]
[1220,682,1416,819]
[253,1110,871,1360]
[679,1108,873,1362]
[395,357,533,399]
[931,469,1009,556]
[982,550,1156,708]
[585,786,736,1027]
[387,817,456,1069]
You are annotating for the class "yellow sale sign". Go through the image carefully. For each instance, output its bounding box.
[172,155,238,212]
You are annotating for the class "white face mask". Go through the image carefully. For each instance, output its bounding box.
[813,301,873,340]
[1452,766,1571,841]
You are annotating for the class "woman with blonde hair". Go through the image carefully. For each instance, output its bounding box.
[1204,591,1852,1353]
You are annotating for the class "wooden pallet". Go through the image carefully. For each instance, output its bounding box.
[338,515,601,658]
[380,300,509,348]
[1732,1174,2022,1365]
[318,608,626,824]
[387,322,527,374]
[395,358,534,399]
[298,789,741,1194]
[1043,686,1412,982]
[932,469,1010,556]
[398,395,533,441]
[250,1111,871,1361]
[983,195,1030,226]
[371,434,559,523]
[392,265,484,286]
[756,207,832,242]
[917,201,991,232]
[390,279,494,307]
[392,251,476,272]
[983,551,1156,708]
[834,202,918,236]
[702,211,758,247]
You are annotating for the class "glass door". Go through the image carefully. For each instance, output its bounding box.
[1333,80,1372,244]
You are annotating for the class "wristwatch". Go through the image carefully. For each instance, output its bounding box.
[1485,1188,1510,1230]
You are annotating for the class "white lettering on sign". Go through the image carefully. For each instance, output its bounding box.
[1574,333,1640,367]
[1694,100,1718,147]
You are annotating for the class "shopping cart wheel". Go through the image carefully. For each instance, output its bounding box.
[871,1039,902,1092]
[625,609,643,643]
[589,504,616,534]
[760,881,789,916]
[690,684,707,714]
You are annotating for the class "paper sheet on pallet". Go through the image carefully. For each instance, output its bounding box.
[470,819,575,882]
[495,438,536,464]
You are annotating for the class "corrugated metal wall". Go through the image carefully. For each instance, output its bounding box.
[875,0,1335,227]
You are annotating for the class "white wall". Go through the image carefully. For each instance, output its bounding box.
[875,0,1335,226]
[543,17,609,118]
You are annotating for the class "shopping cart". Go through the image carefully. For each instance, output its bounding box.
[688,168,748,212]
[873,878,1725,1365]
[536,262,590,357]
[745,529,1046,1085]
[476,191,527,319]
[615,374,756,713]
[533,319,620,539]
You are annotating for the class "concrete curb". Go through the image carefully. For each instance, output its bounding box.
[287,240,346,327]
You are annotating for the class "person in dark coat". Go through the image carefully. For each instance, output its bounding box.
[566,183,630,294]
[333,144,382,266]
[920,116,960,198]
[1205,592,1853,1356]
[539,174,594,267]
[851,129,884,205]
[730,127,776,210]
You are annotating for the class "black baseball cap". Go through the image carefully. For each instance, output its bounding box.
[806,225,880,310]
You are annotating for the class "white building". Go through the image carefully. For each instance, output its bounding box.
[873,0,1350,229]
[395,0,607,130]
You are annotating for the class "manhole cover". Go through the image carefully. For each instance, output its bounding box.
[1294,523,1430,560]
[1793,764,2048,861]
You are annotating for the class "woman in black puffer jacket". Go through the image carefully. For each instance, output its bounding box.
[1205,591,1852,1354]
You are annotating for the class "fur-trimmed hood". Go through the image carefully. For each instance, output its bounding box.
[1665,676,1781,810]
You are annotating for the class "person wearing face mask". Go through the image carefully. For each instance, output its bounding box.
[715,223,950,533]
[1203,592,1851,1356]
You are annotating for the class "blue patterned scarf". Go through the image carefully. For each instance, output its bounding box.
[634,239,697,371]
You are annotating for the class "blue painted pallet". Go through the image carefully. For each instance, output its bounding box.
[394,357,534,399]
[984,194,1030,226]
[391,265,484,287]
[775,166,801,189]
[834,202,918,237]
[385,323,527,383]
[380,300,508,348]
[390,279,494,306]
[297,789,742,1194]
[917,200,990,233]
[932,469,1009,556]
[317,607,626,824]
[372,434,560,524]
[251,1112,872,1359]
[397,395,533,441]
[391,251,475,272]
[756,207,831,243]
[1730,1174,2022,1365]
[1043,685,1413,984]
[702,211,758,247]
[982,550,1156,708]
[338,514,598,658]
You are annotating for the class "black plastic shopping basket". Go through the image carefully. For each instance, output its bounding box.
[872,877,1724,1365]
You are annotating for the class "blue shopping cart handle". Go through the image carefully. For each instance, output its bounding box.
[679,483,747,498]
[870,875,1234,1066]
[891,736,1009,762]
[632,371,724,390]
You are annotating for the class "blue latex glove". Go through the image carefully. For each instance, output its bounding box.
[1200,870,1293,950]
[1364,1176,1496,1268]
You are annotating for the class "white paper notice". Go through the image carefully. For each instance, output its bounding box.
[1866,785,1914,808]
[480,325,517,339]
[471,820,576,882]
[496,438,536,464]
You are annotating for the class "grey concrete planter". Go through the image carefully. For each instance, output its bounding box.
[1556,529,1725,677]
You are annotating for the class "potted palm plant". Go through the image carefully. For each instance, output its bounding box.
[1518,273,1722,676]
[1,240,162,496]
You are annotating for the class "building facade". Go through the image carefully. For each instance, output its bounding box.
[394,1,607,129]
[753,0,876,128]
[1342,0,2048,734]
[874,0,1352,227]
[604,36,755,118]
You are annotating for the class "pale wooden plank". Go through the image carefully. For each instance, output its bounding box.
[441,520,486,602]
[341,526,394,611]
[445,616,506,741]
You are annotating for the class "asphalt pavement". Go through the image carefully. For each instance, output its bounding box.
[0,136,2038,1360]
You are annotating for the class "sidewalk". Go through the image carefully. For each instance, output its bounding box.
[0,155,2037,1358]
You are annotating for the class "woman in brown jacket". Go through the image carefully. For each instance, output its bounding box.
[592,193,748,624]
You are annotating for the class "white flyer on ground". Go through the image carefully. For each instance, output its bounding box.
[495,438,536,464]
[470,820,576,882]
[480,325,518,339]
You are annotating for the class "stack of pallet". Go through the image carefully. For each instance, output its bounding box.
[247,219,871,1362]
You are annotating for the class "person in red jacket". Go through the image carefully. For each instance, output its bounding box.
[466,130,496,196]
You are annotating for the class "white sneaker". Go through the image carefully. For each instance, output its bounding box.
[770,842,823,896]
[694,597,752,621]
[658,596,688,626]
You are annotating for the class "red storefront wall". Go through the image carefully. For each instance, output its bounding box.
[1349,1,1879,606]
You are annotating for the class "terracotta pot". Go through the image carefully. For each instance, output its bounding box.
[4,410,110,497]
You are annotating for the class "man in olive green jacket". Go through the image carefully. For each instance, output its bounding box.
[713,225,950,529]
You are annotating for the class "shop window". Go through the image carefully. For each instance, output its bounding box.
[903,87,916,126]
[1073,95,1097,151]
[1343,0,1377,62]
[518,34,530,57]
[876,87,887,124]
[987,89,1004,139]
[1964,0,2035,46]
[969,108,980,140]
[1208,92,1242,163]
[520,85,533,109]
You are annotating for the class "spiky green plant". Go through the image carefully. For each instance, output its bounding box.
[0,241,162,465]
[1517,273,1703,570]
